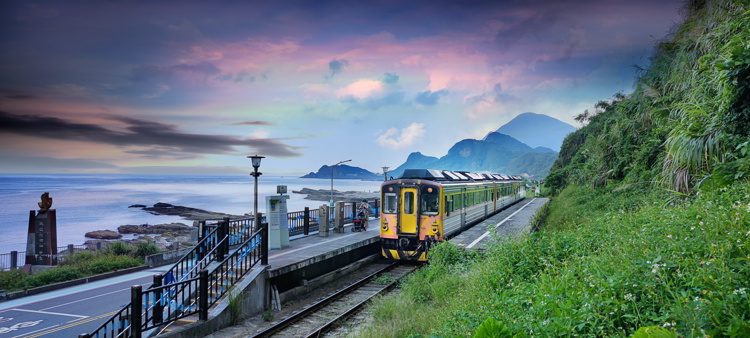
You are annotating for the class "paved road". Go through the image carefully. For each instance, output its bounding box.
[0,266,167,337]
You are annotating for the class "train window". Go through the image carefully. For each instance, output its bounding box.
[384,193,398,214]
[404,192,414,214]
[420,187,439,215]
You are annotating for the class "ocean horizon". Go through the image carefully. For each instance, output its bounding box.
[0,174,382,253]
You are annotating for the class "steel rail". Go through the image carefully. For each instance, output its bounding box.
[251,261,402,338]
[303,265,415,338]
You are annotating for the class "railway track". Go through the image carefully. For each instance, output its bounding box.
[252,262,417,338]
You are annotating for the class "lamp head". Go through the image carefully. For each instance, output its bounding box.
[248,154,265,169]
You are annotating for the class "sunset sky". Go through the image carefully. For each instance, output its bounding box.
[0,1,684,175]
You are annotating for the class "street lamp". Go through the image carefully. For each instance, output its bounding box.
[382,166,389,182]
[248,154,264,221]
[330,159,351,207]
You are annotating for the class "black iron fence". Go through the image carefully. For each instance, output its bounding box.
[81,225,266,338]
[1,244,90,271]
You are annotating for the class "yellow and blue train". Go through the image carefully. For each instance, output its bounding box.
[379,169,525,261]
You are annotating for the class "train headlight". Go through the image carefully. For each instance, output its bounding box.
[432,227,438,234]
[381,223,389,231]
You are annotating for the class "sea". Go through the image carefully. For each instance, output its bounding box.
[0,174,382,253]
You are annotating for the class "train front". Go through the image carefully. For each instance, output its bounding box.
[379,179,443,261]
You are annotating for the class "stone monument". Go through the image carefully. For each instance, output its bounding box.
[318,204,329,237]
[26,192,58,265]
[266,186,290,249]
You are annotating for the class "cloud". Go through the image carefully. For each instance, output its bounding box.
[336,73,406,110]
[0,111,301,157]
[415,89,448,106]
[382,72,399,85]
[0,154,117,173]
[327,59,349,78]
[377,122,425,149]
[131,62,221,82]
[336,79,383,99]
[234,120,272,126]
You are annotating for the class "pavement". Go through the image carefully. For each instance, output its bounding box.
[0,219,381,338]
[0,265,169,337]
[451,197,549,250]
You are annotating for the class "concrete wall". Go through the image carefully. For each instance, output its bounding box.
[159,265,270,338]
[144,248,191,267]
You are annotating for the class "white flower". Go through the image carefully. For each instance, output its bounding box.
[733,288,747,296]
[624,293,635,301]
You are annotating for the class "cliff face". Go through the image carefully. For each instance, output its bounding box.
[301,164,381,180]
[546,1,750,194]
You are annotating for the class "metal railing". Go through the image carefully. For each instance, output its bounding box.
[1,244,91,271]
[82,225,266,338]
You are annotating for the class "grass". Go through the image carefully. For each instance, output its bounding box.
[0,241,159,292]
[357,183,750,337]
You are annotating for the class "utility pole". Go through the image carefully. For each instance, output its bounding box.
[330,159,351,207]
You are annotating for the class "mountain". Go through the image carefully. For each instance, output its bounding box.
[390,132,557,178]
[495,112,575,151]
[388,152,438,179]
[301,164,381,180]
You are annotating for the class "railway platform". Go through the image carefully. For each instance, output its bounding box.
[450,197,548,250]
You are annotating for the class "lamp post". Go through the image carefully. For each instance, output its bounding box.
[330,159,351,207]
[248,155,265,219]
[382,166,389,181]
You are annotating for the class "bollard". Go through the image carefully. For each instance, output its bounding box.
[10,251,17,270]
[259,212,268,265]
[130,285,143,338]
[303,207,310,236]
[68,244,75,255]
[199,269,209,321]
[152,274,163,325]
[318,205,329,237]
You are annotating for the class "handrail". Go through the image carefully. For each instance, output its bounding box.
[162,226,219,284]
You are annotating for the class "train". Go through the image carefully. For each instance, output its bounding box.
[379,169,525,261]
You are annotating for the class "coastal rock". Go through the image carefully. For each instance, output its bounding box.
[128,204,147,208]
[292,188,379,203]
[117,222,193,235]
[84,230,122,240]
[141,202,238,220]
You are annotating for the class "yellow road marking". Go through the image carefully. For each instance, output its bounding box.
[21,311,117,338]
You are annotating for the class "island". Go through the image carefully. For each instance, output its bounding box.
[301,164,382,180]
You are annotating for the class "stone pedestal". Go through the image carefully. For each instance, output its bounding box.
[266,195,290,249]
[318,205,329,237]
[334,201,345,233]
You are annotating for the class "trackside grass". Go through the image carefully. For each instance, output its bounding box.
[357,183,749,337]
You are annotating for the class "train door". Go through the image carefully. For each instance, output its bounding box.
[399,187,418,235]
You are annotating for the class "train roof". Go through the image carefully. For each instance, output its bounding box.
[399,169,522,182]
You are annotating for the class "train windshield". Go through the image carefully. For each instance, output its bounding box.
[420,186,439,215]
[383,193,398,214]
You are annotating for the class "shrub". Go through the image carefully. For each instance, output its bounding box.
[473,318,515,338]
[105,241,132,256]
[0,269,28,291]
[133,242,159,258]
[24,266,84,289]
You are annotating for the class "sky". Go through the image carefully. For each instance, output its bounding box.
[0,0,684,176]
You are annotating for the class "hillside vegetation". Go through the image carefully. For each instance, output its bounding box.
[358,1,749,337]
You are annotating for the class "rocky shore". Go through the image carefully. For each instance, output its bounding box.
[133,202,239,220]
[292,188,379,203]
[83,202,240,252]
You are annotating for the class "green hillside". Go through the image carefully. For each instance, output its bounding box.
[358,1,749,337]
